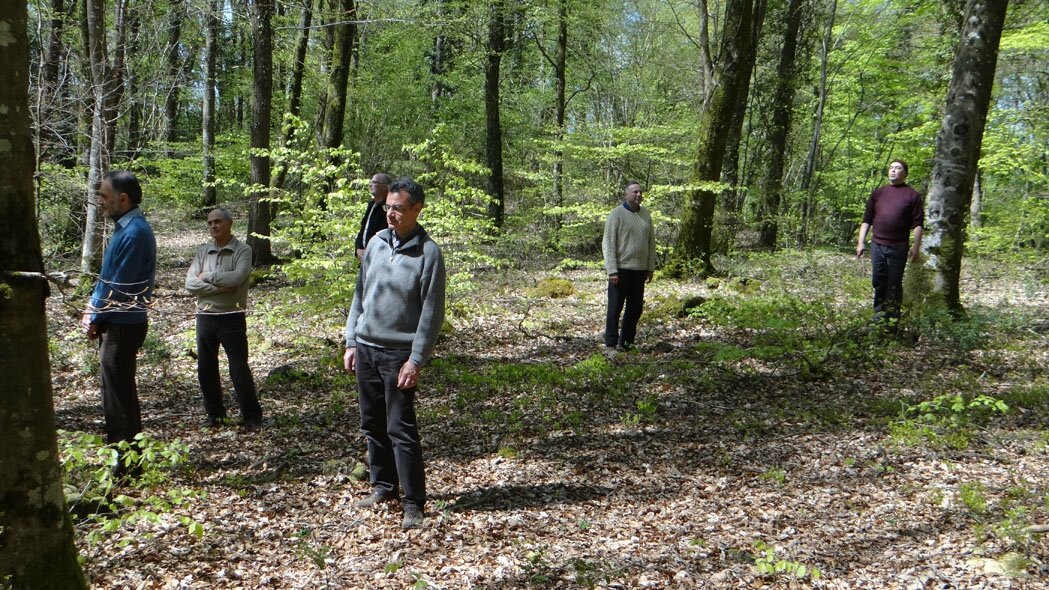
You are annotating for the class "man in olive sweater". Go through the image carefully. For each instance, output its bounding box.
[856,159,924,324]
[185,207,263,430]
[603,181,656,350]
[344,177,446,530]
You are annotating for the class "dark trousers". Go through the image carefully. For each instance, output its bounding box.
[99,322,148,445]
[355,343,425,509]
[605,269,646,348]
[871,242,908,319]
[196,313,262,424]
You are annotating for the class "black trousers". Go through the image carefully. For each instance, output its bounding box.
[99,322,148,445]
[355,343,425,509]
[196,313,262,424]
[870,242,908,320]
[605,269,646,348]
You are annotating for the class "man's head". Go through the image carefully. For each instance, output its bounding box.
[98,170,142,219]
[370,173,391,202]
[888,160,909,186]
[206,207,235,246]
[623,182,643,211]
[385,177,425,238]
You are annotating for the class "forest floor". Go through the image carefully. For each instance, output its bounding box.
[48,210,1049,589]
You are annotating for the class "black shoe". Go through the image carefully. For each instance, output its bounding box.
[241,419,263,432]
[111,461,143,483]
[354,490,398,509]
[203,416,226,428]
[401,505,424,530]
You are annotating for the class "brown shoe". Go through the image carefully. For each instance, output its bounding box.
[354,490,397,509]
[401,505,424,530]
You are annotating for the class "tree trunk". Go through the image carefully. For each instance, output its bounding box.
[719,0,765,222]
[969,167,982,231]
[271,0,312,193]
[286,0,312,123]
[914,0,1008,312]
[163,0,185,144]
[551,0,567,214]
[80,0,109,276]
[317,0,355,150]
[429,0,452,106]
[202,0,220,208]
[0,2,88,585]
[672,0,757,275]
[799,0,836,244]
[484,0,506,228]
[757,0,803,249]
[247,0,275,265]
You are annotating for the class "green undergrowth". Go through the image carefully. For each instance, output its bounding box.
[58,431,205,548]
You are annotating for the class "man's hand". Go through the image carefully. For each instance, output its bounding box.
[908,247,921,263]
[645,271,654,283]
[397,360,420,389]
[343,347,357,373]
[356,248,365,259]
[82,313,99,341]
[609,273,619,286]
[856,243,866,258]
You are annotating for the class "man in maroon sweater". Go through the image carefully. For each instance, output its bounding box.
[856,159,924,324]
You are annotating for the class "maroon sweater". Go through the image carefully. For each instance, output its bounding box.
[862,184,924,246]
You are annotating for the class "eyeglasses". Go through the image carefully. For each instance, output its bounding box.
[382,204,412,213]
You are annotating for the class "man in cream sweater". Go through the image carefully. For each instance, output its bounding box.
[603,181,656,351]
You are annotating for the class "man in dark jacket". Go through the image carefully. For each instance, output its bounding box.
[355,173,390,259]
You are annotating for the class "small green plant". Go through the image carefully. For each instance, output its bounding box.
[752,541,821,580]
[59,431,204,546]
[760,468,787,486]
[959,481,988,515]
[295,528,334,589]
[890,394,1009,450]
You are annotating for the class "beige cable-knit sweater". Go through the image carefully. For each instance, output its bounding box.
[602,204,655,275]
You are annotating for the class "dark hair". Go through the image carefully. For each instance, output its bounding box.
[624,181,642,191]
[104,170,143,205]
[889,159,909,174]
[389,177,425,205]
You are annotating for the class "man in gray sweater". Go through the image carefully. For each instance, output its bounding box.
[603,181,656,350]
[344,177,446,530]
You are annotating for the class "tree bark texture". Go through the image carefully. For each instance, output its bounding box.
[758,0,804,249]
[917,0,1008,311]
[552,0,567,211]
[720,0,765,219]
[484,0,505,227]
[80,0,110,276]
[317,0,355,150]
[673,0,757,274]
[485,0,507,228]
[202,0,220,208]
[163,0,185,143]
[248,0,275,265]
[0,2,88,586]
[800,0,836,243]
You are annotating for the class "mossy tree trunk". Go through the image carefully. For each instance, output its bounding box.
[911,0,1008,313]
[0,2,88,586]
[671,0,758,276]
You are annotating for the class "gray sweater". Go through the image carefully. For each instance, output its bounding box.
[345,226,446,365]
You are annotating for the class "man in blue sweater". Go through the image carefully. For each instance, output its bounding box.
[81,170,157,476]
[344,177,446,530]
